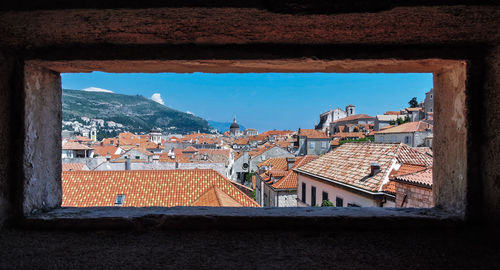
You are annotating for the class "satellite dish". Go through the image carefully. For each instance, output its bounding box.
[242,163,249,170]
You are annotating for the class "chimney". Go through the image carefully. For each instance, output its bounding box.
[125,156,131,170]
[370,163,380,176]
[286,157,296,170]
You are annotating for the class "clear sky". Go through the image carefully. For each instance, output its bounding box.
[61,72,433,131]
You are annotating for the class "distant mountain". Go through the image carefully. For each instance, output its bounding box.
[62,89,212,137]
[208,120,246,133]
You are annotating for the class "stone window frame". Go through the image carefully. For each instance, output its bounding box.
[19,57,469,230]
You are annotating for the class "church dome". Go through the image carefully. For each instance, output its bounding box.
[230,117,239,129]
[230,122,240,129]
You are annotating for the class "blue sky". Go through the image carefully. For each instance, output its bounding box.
[61,72,433,131]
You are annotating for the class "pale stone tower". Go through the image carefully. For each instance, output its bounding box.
[345,104,356,116]
[149,128,162,144]
[90,124,97,142]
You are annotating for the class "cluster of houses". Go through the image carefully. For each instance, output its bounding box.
[62,89,435,209]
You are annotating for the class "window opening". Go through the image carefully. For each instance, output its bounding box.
[59,72,434,209]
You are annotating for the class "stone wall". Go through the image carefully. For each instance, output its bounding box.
[0,52,17,227]
[481,45,500,223]
[22,64,62,215]
[395,182,434,208]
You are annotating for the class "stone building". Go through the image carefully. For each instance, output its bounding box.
[256,156,318,207]
[243,128,258,136]
[329,114,375,134]
[424,88,434,115]
[295,143,432,207]
[390,165,433,208]
[315,108,347,131]
[231,146,294,183]
[374,121,433,147]
[295,129,330,156]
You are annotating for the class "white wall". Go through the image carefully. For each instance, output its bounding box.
[297,174,380,207]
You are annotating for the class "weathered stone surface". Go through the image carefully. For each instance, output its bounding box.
[0,52,13,227]
[482,45,500,223]
[0,6,499,49]
[22,206,460,231]
[23,64,62,215]
[1,226,499,270]
[433,62,467,215]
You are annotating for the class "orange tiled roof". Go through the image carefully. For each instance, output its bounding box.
[234,138,250,145]
[272,156,318,190]
[405,107,424,112]
[381,180,396,194]
[257,157,288,170]
[331,132,366,140]
[384,111,401,115]
[62,163,88,171]
[298,129,328,139]
[392,167,433,187]
[261,130,294,137]
[75,136,92,142]
[332,114,375,123]
[62,170,259,207]
[191,186,243,207]
[182,146,198,152]
[93,145,119,157]
[296,143,432,192]
[62,141,92,150]
[330,139,340,146]
[375,121,432,134]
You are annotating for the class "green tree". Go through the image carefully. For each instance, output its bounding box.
[408,97,419,108]
[321,200,334,207]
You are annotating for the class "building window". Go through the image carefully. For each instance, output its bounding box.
[322,191,329,202]
[311,186,316,206]
[115,194,125,206]
[301,182,306,203]
[309,142,314,148]
[336,197,344,207]
[321,141,327,149]
[347,203,361,207]
[405,136,411,144]
[135,156,140,159]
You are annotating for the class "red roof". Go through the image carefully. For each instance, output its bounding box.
[272,156,318,190]
[332,114,375,123]
[296,143,432,192]
[62,163,88,171]
[298,129,328,139]
[62,170,259,207]
[375,121,433,134]
[391,165,433,187]
[62,141,92,150]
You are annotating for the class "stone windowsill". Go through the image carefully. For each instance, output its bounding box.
[21,207,463,230]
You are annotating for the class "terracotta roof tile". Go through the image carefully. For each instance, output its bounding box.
[257,157,288,170]
[272,156,318,190]
[392,166,433,187]
[332,114,375,123]
[296,143,432,192]
[62,141,92,150]
[299,129,328,139]
[375,121,433,134]
[62,163,88,171]
[62,170,259,207]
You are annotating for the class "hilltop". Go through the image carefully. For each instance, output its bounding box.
[62,89,213,137]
